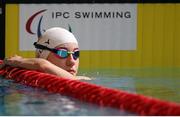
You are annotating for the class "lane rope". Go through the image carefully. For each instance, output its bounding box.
[0,60,179,115]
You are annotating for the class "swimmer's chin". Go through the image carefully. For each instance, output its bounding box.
[67,70,76,75]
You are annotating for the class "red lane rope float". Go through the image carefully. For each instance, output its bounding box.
[0,60,180,115]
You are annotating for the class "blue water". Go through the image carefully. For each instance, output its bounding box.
[0,75,136,116]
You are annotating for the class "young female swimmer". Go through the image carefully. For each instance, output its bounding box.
[1,27,91,80]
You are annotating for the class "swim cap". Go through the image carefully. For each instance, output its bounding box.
[35,27,78,59]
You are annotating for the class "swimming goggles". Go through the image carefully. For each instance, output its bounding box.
[34,42,80,60]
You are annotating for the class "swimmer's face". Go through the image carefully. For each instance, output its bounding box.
[47,43,79,76]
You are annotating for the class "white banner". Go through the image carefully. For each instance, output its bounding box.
[19,4,137,50]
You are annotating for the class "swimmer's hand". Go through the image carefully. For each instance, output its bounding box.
[0,56,19,69]
[76,76,91,80]
[2,55,23,68]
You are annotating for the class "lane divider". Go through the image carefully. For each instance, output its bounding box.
[0,60,179,115]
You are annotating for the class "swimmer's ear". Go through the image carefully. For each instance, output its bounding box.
[68,24,72,33]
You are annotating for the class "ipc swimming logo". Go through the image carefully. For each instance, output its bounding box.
[26,9,47,38]
[26,9,72,39]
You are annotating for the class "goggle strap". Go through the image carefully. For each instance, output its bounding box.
[34,42,57,53]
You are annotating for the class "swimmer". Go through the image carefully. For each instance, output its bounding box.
[0,27,90,80]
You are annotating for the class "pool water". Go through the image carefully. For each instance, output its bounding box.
[0,76,135,116]
[0,68,180,115]
[81,68,180,103]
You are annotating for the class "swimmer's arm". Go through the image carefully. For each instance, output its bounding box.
[2,55,91,80]
[3,55,75,79]
[38,59,75,79]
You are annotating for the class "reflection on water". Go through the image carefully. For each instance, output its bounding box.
[0,76,135,116]
[0,67,179,115]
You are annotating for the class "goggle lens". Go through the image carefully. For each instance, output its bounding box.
[56,49,79,60]
[33,42,79,60]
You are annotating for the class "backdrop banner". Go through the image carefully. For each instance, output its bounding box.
[19,4,137,50]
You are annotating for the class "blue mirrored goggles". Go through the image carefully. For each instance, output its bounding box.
[34,42,80,60]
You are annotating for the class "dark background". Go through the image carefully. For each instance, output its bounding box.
[0,0,180,59]
[0,1,5,60]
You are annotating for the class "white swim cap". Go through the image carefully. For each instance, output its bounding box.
[35,27,78,59]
